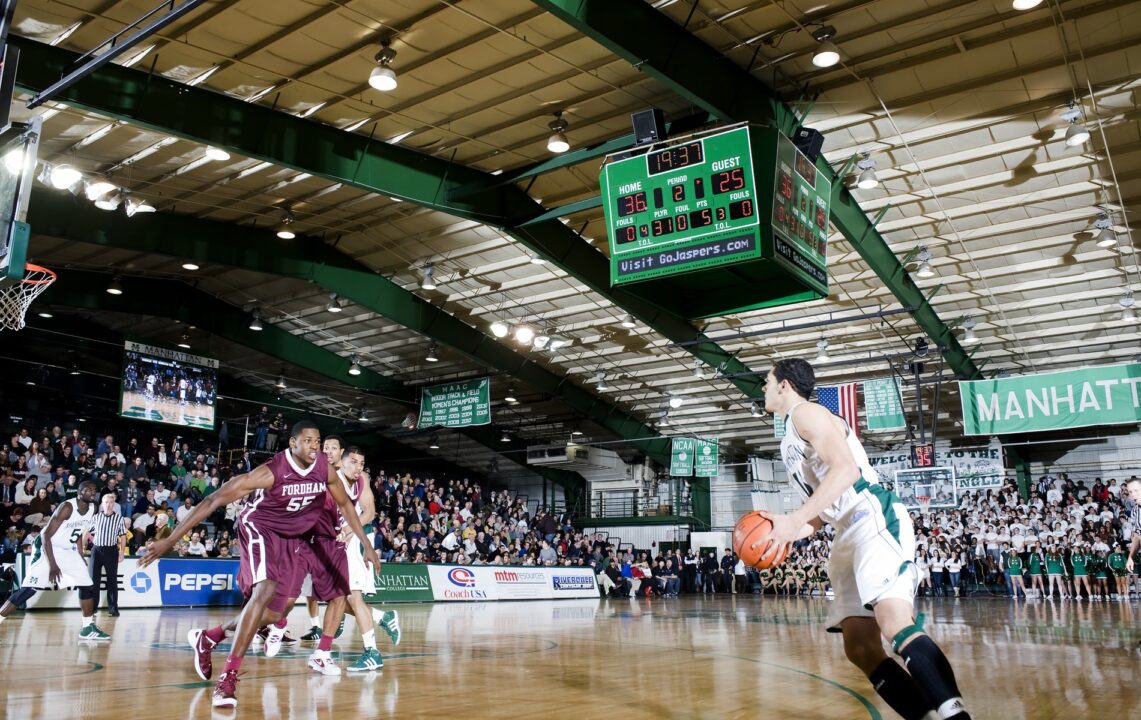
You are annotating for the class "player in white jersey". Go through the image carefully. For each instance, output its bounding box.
[1124,478,1141,575]
[0,481,113,642]
[757,359,970,720]
[145,373,156,399]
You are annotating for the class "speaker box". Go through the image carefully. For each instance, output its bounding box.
[792,127,824,162]
[632,108,666,146]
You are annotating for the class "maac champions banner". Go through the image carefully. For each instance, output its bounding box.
[959,363,1141,435]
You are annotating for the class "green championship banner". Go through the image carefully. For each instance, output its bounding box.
[695,437,719,477]
[364,563,434,603]
[959,363,1141,435]
[863,378,906,431]
[420,378,492,428]
[670,437,695,476]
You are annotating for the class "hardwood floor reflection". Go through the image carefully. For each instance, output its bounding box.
[1,594,1138,719]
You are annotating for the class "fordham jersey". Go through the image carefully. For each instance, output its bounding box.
[311,469,362,538]
[780,401,882,526]
[238,450,329,537]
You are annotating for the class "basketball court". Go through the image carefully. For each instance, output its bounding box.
[1,596,1137,719]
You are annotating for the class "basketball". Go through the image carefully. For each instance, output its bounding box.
[733,512,788,569]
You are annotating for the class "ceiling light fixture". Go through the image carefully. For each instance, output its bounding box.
[182,261,200,271]
[547,111,570,153]
[38,310,53,318]
[594,370,608,392]
[3,148,24,174]
[514,324,536,344]
[915,247,935,278]
[178,331,191,349]
[326,292,343,313]
[505,385,518,404]
[428,434,440,450]
[489,319,510,338]
[693,359,705,379]
[668,393,684,409]
[106,276,123,295]
[84,175,115,201]
[275,209,296,239]
[1061,101,1091,147]
[815,337,830,362]
[70,364,81,376]
[420,264,437,291]
[547,336,570,352]
[275,375,287,390]
[426,343,439,362]
[358,407,368,422]
[1121,290,1136,322]
[500,430,511,443]
[533,328,552,349]
[855,153,878,189]
[249,309,263,331]
[124,197,156,216]
[50,164,82,190]
[1012,0,1043,10]
[205,146,231,161]
[94,192,122,211]
[1094,212,1117,248]
[750,401,763,418]
[620,313,636,329]
[529,253,546,265]
[368,40,398,92]
[571,428,583,436]
[348,355,362,376]
[811,25,841,68]
[961,316,979,344]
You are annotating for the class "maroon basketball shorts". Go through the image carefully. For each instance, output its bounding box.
[298,534,350,602]
[236,519,306,612]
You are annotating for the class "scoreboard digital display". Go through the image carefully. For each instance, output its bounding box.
[602,125,762,284]
[601,125,832,290]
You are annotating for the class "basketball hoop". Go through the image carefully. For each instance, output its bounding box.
[0,264,56,331]
[917,495,931,515]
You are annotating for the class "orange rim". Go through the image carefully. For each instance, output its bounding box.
[21,263,57,285]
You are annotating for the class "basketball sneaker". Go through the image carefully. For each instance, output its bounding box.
[213,670,240,708]
[188,628,218,680]
[78,623,111,642]
[347,648,384,672]
[264,624,287,658]
[373,608,401,646]
[308,650,342,676]
[334,618,345,639]
[300,625,323,642]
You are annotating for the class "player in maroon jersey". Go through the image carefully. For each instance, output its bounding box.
[139,421,380,709]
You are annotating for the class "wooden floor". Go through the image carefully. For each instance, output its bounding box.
[2,594,1139,719]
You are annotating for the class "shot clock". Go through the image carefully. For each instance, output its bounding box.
[601,124,831,295]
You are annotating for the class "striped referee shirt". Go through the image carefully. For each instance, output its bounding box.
[91,510,126,548]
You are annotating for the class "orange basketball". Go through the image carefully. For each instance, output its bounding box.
[733,512,788,569]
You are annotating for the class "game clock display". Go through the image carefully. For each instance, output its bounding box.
[601,124,832,293]
[602,125,763,284]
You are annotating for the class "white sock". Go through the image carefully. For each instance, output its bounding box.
[371,608,382,625]
[83,614,95,627]
[362,630,377,651]
[312,648,330,660]
[0,615,7,625]
[310,615,320,628]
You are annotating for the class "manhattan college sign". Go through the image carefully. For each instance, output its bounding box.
[959,363,1141,435]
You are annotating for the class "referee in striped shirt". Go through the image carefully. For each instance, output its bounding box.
[1125,479,1141,577]
[88,493,127,617]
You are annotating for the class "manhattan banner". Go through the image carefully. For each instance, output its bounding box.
[959,363,1141,435]
[863,378,906,431]
[695,437,719,477]
[670,437,695,476]
[420,377,492,428]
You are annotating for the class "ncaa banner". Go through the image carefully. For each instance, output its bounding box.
[670,437,695,476]
[960,363,1141,435]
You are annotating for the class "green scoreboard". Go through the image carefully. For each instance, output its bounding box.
[600,124,831,303]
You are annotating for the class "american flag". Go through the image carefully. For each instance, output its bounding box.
[817,383,859,438]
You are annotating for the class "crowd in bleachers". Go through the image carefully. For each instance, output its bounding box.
[3,420,1139,604]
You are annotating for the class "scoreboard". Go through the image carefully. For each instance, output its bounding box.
[601,124,831,295]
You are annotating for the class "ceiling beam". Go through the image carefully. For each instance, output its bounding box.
[530,0,981,381]
[12,36,769,461]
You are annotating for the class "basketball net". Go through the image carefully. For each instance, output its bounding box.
[917,495,931,515]
[0,264,56,331]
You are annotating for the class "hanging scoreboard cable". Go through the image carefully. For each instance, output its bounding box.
[601,124,831,296]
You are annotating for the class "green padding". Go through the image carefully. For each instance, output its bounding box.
[890,613,926,654]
